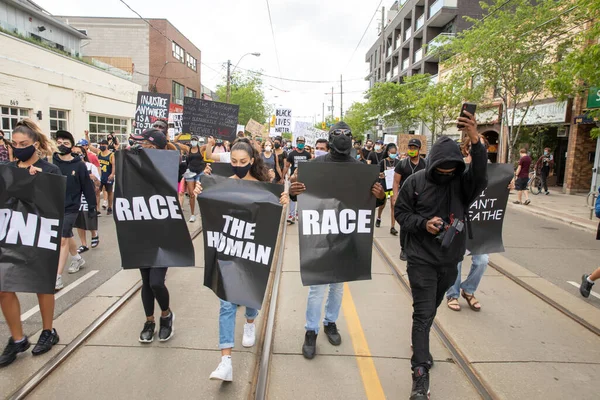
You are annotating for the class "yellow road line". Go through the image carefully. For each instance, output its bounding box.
[342,282,386,400]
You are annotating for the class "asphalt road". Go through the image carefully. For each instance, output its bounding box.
[502,206,600,309]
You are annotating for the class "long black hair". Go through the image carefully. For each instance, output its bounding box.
[231,137,270,182]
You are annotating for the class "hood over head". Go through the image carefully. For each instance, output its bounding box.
[425,136,465,182]
[327,121,353,159]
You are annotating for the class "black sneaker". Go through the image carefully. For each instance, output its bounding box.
[107,207,113,216]
[324,323,342,346]
[0,337,31,367]
[376,218,381,228]
[158,312,174,341]
[302,330,317,359]
[580,274,594,298]
[390,227,398,236]
[32,329,59,356]
[139,321,156,343]
[400,250,407,261]
[410,366,430,400]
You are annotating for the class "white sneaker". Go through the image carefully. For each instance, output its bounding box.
[189,215,196,223]
[242,322,256,348]
[55,275,64,291]
[68,257,86,274]
[209,358,233,381]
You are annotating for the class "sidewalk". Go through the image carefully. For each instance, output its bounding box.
[509,188,597,233]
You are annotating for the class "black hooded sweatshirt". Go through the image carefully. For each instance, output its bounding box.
[394,136,487,267]
[53,154,97,214]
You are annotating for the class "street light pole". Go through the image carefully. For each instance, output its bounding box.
[226,52,260,104]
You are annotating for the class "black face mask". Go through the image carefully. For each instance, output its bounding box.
[13,145,36,162]
[128,139,135,146]
[232,163,252,179]
[100,145,107,152]
[330,134,352,155]
[274,143,281,149]
[432,170,456,185]
[58,145,72,155]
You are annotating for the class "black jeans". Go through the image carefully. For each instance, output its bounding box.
[539,167,550,192]
[400,229,407,251]
[407,262,458,370]
[140,268,170,317]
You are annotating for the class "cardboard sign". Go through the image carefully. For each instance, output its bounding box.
[182,98,240,142]
[246,119,266,138]
[134,92,170,135]
[293,121,329,147]
[398,134,427,155]
[275,108,292,134]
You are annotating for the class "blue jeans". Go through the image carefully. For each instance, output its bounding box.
[305,283,344,333]
[446,254,489,299]
[289,200,296,217]
[218,299,258,349]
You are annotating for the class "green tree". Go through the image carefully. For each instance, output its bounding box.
[366,82,421,134]
[342,102,372,143]
[447,0,574,161]
[216,72,271,126]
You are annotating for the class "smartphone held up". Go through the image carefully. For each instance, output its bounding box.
[457,102,477,129]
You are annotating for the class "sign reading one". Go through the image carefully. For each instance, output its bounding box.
[293,121,328,147]
[274,108,292,134]
[182,97,240,142]
[134,92,170,135]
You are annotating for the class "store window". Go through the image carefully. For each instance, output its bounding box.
[186,53,197,71]
[1,106,29,139]
[185,88,197,98]
[88,114,129,148]
[172,42,185,63]
[49,109,68,139]
[172,81,185,105]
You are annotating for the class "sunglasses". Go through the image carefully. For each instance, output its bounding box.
[331,129,352,137]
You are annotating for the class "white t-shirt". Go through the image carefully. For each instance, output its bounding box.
[215,152,231,163]
[86,162,101,181]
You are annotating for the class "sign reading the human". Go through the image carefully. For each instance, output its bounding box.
[134,91,170,135]
[275,108,292,134]
[297,162,380,286]
[198,175,283,310]
[0,166,66,294]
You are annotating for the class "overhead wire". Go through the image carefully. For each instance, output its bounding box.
[344,0,385,71]
[264,0,284,87]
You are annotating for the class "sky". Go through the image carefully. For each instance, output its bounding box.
[34,0,387,127]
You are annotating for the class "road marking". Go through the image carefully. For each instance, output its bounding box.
[567,281,600,300]
[20,270,99,321]
[342,283,386,400]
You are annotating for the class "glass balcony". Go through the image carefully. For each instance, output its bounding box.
[430,74,439,84]
[402,58,410,71]
[386,71,392,81]
[415,15,425,31]
[405,27,412,42]
[429,0,458,19]
[427,33,455,53]
[392,65,399,77]
[414,48,423,63]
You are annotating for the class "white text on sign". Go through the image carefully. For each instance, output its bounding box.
[206,215,272,265]
[301,209,373,235]
[0,209,60,251]
[115,196,182,221]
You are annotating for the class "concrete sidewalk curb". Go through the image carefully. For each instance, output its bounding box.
[507,202,597,234]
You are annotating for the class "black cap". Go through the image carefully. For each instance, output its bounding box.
[408,138,422,149]
[130,128,167,149]
[100,139,109,145]
[296,136,306,142]
[55,130,75,146]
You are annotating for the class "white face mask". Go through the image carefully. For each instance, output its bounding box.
[265,146,272,152]
[374,145,382,151]
[191,141,198,147]
[315,149,328,157]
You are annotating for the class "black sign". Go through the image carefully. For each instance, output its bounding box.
[113,149,194,268]
[74,194,98,231]
[198,175,283,309]
[208,162,233,177]
[0,166,66,294]
[467,164,514,255]
[297,162,379,286]
[182,97,240,142]
[134,92,170,135]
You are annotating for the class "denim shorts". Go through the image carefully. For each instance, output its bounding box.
[184,172,203,182]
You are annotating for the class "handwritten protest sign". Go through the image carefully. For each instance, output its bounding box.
[167,113,183,141]
[275,108,292,134]
[398,134,427,155]
[246,119,266,138]
[293,121,329,147]
[384,134,397,145]
[134,92,170,135]
[182,98,239,142]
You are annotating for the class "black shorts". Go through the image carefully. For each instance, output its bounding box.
[515,177,529,191]
[100,182,113,193]
[62,212,79,238]
[74,210,98,231]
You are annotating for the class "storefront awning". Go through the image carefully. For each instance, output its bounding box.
[574,113,599,125]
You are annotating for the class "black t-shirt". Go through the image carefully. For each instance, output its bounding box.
[9,158,61,175]
[274,150,287,182]
[361,147,372,160]
[286,150,311,174]
[394,157,427,189]
[367,151,384,166]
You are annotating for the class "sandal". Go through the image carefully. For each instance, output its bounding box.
[524,200,531,205]
[447,298,461,311]
[77,245,89,254]
[461,291,481,311]
[91,236,100,248]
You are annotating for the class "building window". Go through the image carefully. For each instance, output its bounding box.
[185,88,197,98]
[172,42,185,63]
[172,81,185,105]
[186,53,197,71]
[49,109,68,139]
[88,114,129,148]
[1,106,29,139]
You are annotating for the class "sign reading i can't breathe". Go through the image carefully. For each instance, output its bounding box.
[182,97,240,142]
[275,108,292,133]
[134,92,170,135]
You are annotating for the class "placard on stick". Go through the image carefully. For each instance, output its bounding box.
[182,98,240,142]
[134,92,170,135]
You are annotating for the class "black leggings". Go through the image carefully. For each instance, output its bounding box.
[140,268,170,317]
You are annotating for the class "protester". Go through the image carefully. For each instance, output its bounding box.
[72,146,101,253]
[283,136,312,223]
[534,147,554,195]
[77,136,100,170]
[314,138,329,157]
[395,110,487,400]
[87,138,115,215]
[377,143,401,234]
[261,139,276,180]
[194,137,289,382]
[514,148,532,205]
[289,121,385,360]
[53,130,97,290]
[362,139,374,160]
[0,119,62,367]
[182,136,205,223]
[392,139,426,261]
[367,139,385,166]
[106,132,119,151]
[0,129,14,163]
[580,191,600,298]
[273,136,287,184]
[128,128,176,344]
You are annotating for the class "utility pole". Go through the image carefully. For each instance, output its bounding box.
[322,102,325,123]
[340,74,343,120]
[226,60,232,104]
[331,87,334,121]
[380,6,385,82]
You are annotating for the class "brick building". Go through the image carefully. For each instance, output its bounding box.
[56,17,201,108]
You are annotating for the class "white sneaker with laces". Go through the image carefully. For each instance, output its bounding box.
[242,322,256,348]
[68,257,86,274]
[55,275,64,290]
[209,358,233,381]
[189,215,196,223]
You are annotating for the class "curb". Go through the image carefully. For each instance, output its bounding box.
[507,203,597,234]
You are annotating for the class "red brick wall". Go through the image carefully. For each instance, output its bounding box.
[564,95,596,193]
[148,19,201,101]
